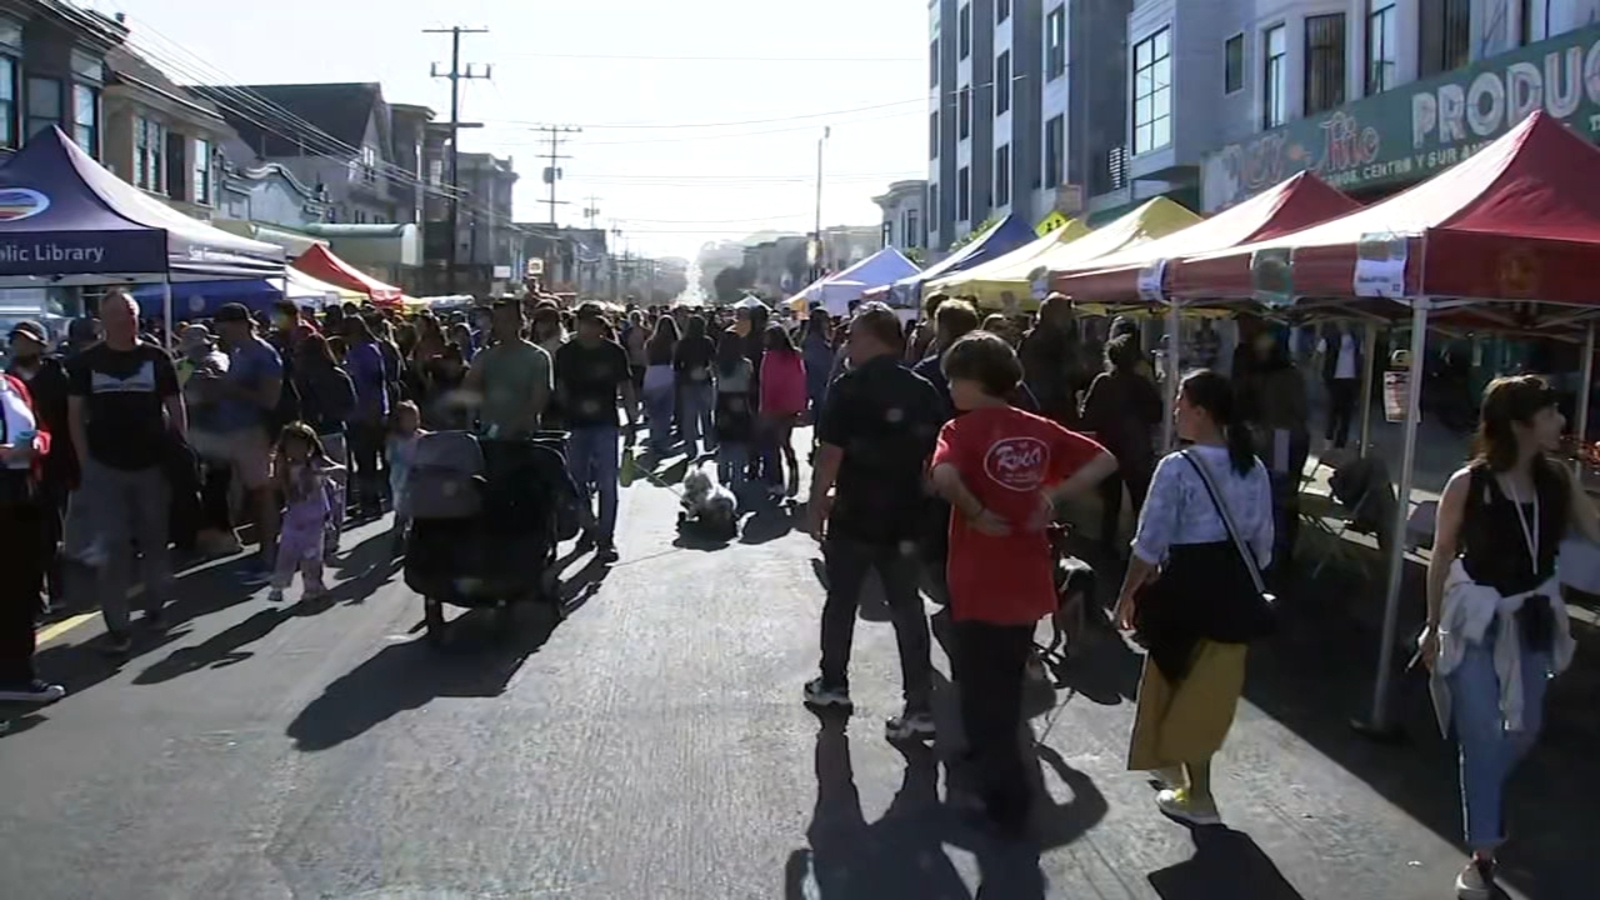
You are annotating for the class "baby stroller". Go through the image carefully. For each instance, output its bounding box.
[402,430,582,646]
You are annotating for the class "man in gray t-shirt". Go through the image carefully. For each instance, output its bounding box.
[464,300,551,438]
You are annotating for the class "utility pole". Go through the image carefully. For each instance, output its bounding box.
[582,195,602,229]
[812,126,830,280]
[526,124,582,226]
[426,25,490,294]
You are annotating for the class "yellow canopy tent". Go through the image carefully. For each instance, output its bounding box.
[932,198,1200,310]
[924,219,1091,308]
[285,266,364,308]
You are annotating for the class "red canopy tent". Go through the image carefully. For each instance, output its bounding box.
[1050,172,1359,303]
[292,244,404,307]
[1170,111,1600,306]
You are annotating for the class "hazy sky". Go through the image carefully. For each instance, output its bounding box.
[96,0,929,258]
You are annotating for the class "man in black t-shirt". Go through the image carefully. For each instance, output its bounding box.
[66,291,186,653]
[554,303,639,563]
[804,302,943,742]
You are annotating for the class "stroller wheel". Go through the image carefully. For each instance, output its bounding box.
[423,597,446,647]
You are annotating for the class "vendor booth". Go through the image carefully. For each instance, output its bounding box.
[292,243,405,308]
[0,126,285,340]
[923,219,1090,308]
[870,214,1036,309]
[786,247,919,316]
[129,266,360,319]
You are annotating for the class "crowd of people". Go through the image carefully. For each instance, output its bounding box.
[0,285,1582,900]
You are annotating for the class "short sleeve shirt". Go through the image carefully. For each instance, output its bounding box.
[214,335,282,433]
[817,355,945,546]
[474,340,552,438]
[67,341,180,471]
[555,338,631,428]
[932,406,1106,624]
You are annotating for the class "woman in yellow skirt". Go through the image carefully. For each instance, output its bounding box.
[1114,370,1276,826]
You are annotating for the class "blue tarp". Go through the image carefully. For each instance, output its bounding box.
[130,279,283,320]
[884,214,1035,308]
[0,127,284,283]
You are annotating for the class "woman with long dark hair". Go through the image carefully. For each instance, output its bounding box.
[342,316,389,519]
[642,316,680,454]
[759,324,807,497]
[1423,375,1593,900]
[1080,333,1164,557]
[1115,369,1274,827]
[674,315,717,458]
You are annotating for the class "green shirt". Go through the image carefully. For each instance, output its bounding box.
[474,339,552,438]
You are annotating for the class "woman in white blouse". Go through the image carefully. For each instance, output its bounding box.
[1114,369,1275,827]
[0,370,64,703]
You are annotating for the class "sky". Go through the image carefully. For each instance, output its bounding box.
[94,0,930,259]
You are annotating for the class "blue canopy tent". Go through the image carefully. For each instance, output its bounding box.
[129,279,283,319]
[879,215,1035,309]
[0,127,285,343]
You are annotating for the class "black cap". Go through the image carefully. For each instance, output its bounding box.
[214,302,252,323]
[67,317,101,344]
[575,302,607,322]
[7,320,47,345]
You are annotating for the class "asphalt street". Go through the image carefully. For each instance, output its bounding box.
[0,447,1594,899]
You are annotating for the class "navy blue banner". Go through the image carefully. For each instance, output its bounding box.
[0,230,167,276]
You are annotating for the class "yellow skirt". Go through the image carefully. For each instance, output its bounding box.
[1127,639,1248,771]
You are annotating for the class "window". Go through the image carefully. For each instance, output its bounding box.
[1419,0,1470,77]
[995,144,1011,208]
[1133,28,1172,154]
[1044,113,1064,189]
[0,57,14,148]
[930,110,940,158]
[930,38,940,88]
[25,77,60,140]
[193,138,212,204]
[905,208,921,248]
[361,146,378,184]
[1304,13,1346,114]
[71,84,96,157]
[428,158,444,185]
[958,4,971,60]
[1224,34,1245,94]
[929,183,940,224]
[958,86,971,140]
[1367,1,1398,95]
[956,165,970,221]
[997,0,1011,25]
[996,50,1012,115]
[134,117,165,193]
[1263,25,1288,128]
[1520,0,1541,45]
[1046,6,1067,80]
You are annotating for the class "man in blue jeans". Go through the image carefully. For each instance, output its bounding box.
[554,304,638,563]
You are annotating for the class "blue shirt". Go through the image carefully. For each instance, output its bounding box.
[215,335,282,433]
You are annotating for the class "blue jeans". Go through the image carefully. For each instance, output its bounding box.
[681,383,715,456]
[643,384,675,453]
[1447,628,1552,851]
[567,425,620,542]
[717,442,748,492]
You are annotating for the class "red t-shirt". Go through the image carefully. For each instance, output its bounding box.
[932,405,1106,625]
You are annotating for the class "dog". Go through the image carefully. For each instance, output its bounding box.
[678,465,738,540]
[1027,523,1098,684]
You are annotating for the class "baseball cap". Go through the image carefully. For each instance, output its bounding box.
[575,302,607,322]
[8,320,47,345]
[214,302,252,323]
[67,317,101,344]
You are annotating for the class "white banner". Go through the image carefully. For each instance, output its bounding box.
[1354,233,1408,298]
[1136,259,1168,302]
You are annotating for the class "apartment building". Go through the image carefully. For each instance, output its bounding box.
[873,178,926,254]
[1192,0,1600,211]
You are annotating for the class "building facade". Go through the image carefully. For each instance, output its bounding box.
[873,178,927,254]
[101,45,230,221]
[1195,0,1600,212]
[0,1,126,162]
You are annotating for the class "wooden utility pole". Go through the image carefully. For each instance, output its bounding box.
[426,26,490,293]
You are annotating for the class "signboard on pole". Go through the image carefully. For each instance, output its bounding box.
[1136,259,1168,301]
[1383,370,1411,423]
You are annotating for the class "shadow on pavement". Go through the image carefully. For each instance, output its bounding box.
[286,600,564,752]
[741,499,804,546]
[1147,826,1306,900]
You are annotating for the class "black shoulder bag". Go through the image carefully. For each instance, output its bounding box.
[1182,451,1278,640]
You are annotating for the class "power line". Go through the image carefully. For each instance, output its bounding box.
[495,51,921,63]
[490,98,925,130]
[529,124,583,225]
[425,25,491,292]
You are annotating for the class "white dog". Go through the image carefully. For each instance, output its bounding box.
[678,465,738,539]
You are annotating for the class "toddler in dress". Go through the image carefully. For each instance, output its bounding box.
[268,422,344,603]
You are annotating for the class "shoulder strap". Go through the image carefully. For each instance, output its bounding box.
[1180,450,1268,597]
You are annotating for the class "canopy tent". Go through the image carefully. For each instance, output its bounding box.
[287,267,363,307]
[786,247,919,316]
[923,219,1091,308]
[1170,111,1600,307]
[931,198,1199,308]
[292,243,404,307]
[1050,173,1360,304]
[0,127,284,287]
[128,265,365,320]
[871,215,1037,308]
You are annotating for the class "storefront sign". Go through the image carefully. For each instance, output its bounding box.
[1202,23,1600,211]
[1136,259,1167,301]
[1383,370,1411,423]
[1353,233,1409,298]
[1250,247,1294,307]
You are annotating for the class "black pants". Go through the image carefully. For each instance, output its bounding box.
[348,422,386,514]
[200,461,232,534]
[0,502,45,685]
[954,620,1035,828]
[819,537,933,711]
[1326,379,1358,448]
[1098,462,1153,553]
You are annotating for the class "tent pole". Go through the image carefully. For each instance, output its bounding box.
[1162,300,1181,451]
[1362,298,1429,735]
[1576,320,1595,473]
[1357,320,1378,454]
[162,280,174,353]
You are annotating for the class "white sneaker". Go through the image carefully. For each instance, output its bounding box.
[1156,788,1221,826]
[0,680,67,704]
[1454,858,1493,900]
[884,710,936,742]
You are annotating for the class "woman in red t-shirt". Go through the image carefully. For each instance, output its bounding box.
[929,331,1115,837]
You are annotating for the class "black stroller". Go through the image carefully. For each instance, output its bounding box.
[402,430,581,646]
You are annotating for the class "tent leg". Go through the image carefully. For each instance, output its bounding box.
[162,281,174,353]
[1161,302,1181,452]
[1356,299,1429,740]
[1357,321,1378,455]
[1576,321,1595,473]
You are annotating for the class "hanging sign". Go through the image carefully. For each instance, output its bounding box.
[1250,247,1294,307]
[1136,259,1168,302]
[1383,369,1412,423]
[1035,211,1070,237]
[1354,233,1409,298]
